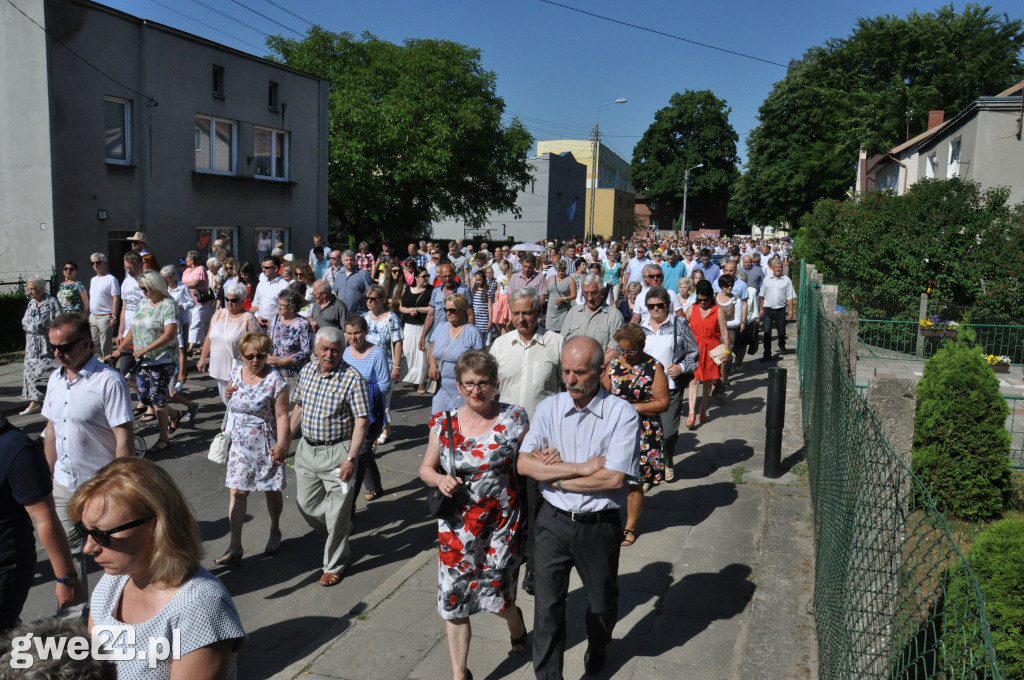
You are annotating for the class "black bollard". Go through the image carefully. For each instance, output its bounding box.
[764,367,786,478]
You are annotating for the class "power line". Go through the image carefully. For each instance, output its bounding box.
[537,0,791,70]
[225,0,303,37]
[4,0,157,103]
[263,0,316,27]
[147,0,268,52]
[186,0,271,38]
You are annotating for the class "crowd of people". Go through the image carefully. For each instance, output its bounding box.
[2,230,795,679]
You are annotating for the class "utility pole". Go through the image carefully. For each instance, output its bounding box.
[680,163,703,239]
[586,98,626,242]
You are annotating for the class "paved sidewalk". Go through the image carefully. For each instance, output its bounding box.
[271,351,818,680]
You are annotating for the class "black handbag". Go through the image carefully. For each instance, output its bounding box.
[196,287,217,304]
[426,411,459,520]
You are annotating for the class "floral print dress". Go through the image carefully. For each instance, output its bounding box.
[607,356,665,485]
[269,315,312,379]
[430,403,529,619]
[225,365,287,492]
[22,294,62,401]
[57,281,86,313]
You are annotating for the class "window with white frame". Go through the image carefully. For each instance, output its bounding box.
[253,127,289,180]
[948,138,961,178]
[925,154,936,179]
[194,115,236,174]
[104,97,131,164]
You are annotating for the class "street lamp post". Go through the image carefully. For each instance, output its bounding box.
[587,98,627,243]
[680,163,703,239]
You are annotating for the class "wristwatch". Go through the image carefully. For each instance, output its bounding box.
[345,455,356,464]
[56,573,79,587]
[555,479,563,492]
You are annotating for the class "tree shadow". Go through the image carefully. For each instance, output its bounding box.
[671,438,754,480]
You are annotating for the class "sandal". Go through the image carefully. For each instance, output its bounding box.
[168,411,183,434]
[364,489,383,501]
[510,605,527,653]
[686,414,697,430]
[133,405,147,417]
[138,413,156,423]
[150,438,171,453]
[621,528,637,547]
[214,548,243,567]
[265,534,283,554]
[180,403,198,424]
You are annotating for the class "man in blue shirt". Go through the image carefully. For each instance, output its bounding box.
[693,248,720,282]
[661,249,685,293]
[331,250,374,315]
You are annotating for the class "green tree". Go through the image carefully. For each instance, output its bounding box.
[266,28,534,245]
[630,90,740,230]
[740,3,1024,226]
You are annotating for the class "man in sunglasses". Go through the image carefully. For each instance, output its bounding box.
[251,256,290,327]
[322,249,344,287]
[631,264,682,323]
[42,313,134,614]
[87,253,120,359]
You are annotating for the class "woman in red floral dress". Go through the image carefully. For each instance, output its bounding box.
[420,350,529,680]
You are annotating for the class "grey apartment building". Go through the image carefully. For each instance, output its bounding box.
[0,0,328,280]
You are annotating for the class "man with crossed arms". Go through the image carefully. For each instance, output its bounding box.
[518,336,639,678]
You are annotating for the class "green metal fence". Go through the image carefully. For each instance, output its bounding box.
[1008,396,1024,468]
[858,318,1024,364]
[798,260,1002,680]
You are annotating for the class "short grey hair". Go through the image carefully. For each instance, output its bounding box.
[508,286,541,313]
[91,252,107,263]
[224,282,247,298]
[341,249,356,259]
[26,275,46,288]
[642,263,662,276]
[315,326,344,347]
[581,273,603,288]
[185,250,200,263]
[752,252,762,263]
[206,257,219,269]
[519,252,537,266]
[160,264,179,280]
[644,285,670,307]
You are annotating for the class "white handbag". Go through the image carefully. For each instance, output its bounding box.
[207,364,234,464]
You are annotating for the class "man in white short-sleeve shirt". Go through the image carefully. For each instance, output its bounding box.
[87,253,120,358]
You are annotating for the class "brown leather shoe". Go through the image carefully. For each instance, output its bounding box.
[319,571,342,587]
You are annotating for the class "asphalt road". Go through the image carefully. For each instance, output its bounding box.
[14,374,439,680]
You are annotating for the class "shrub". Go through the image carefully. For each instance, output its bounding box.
[912,338,1011,520]
[967,518,1024,677]
[0,293,28,353]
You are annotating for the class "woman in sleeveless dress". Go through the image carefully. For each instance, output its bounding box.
[545,260,575,332]
[686,280,730,427]
[602,324,669,547]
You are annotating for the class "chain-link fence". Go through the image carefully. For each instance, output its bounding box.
[798,261,1003,680]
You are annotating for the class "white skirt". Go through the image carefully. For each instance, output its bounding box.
[402,323,427,385]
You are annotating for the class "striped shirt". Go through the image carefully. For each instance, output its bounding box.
[293,360,370,442]
[471,288,490,334]
[759,272,796,310]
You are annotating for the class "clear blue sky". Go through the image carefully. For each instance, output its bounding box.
[96,0,1023,165]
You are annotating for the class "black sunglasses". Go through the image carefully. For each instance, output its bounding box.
[75,516,154,547]
[225,297,242,303]
[52,336,87,353]
[647,302,667,310]
[63,266,76,271]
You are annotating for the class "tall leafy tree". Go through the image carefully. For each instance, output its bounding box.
[631,90,740,229]
[266,28,534,244]
[739,3,1024,227]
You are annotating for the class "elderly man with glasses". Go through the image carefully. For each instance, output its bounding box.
[87,253,121,358]
[42,312,134,613]
[561,274,623,366]
[310,280,349,332]
[322,250,344,287]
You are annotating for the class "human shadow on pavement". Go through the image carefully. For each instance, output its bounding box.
[671,438,754,480]
[642,482,739,533]
[236,615,339,679]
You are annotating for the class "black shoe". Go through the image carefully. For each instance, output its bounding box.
[522,569,535,596]
[759,354,772,363]
[780,347,791,355]
[584,646,606,675]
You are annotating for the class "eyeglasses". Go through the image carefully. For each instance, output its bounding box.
[75,516,154,547]
[617,347,638,354]
[648,273,663,279]
[139,286,150,293]
[91,261,103,266]
[444,308,459,314]
[697,296,712,303]
[459,380,494,391]
[52,337,86,353]
[391,270,400,274]
[225,297,242,303]
[329,256,340,261]
[63,266,75,271]
[243,352,267,361]
[365,296,379,302]
[262,265,276,270]
[647,302,667,310]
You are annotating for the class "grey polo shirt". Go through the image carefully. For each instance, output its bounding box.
[560,304,623,350]
[311,297,349,331]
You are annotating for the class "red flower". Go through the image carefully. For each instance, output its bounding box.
[494,424,507,432]
[439,531,465,568]
[463,497,501,537]
[470,446,486,459]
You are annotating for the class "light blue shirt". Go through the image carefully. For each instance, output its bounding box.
[521,390,639,512]
[661,260,685,292]
[713,277,748,301]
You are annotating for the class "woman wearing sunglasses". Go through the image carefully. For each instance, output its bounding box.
[108,272,178,453]
[428,293,484,414]
[198,283,261,406]
[213,332,291,566]
[57,260,89,315]
[363,284,403,445]
[601,323,669,547]
[399,267,432,393]
[686,279,731,428]
[69,457,246,679]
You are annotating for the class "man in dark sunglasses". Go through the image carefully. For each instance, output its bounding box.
[631,264,682,323]
[42,312,134,615]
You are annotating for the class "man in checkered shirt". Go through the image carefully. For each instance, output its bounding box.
[289,327,370,587]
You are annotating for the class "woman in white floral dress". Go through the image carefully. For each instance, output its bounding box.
[20,276,62,415]
[419,351,529,680]
[214,331,291,567]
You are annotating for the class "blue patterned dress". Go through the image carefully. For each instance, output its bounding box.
[269,315,312,378]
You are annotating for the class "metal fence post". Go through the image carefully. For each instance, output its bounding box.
[915,292,927,358]
[764,367,786,478]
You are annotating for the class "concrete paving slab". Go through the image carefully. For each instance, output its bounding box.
[639,615,746,671]
[308,628,445,679]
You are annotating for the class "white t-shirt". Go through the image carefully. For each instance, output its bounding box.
[120,275,143,338]
[89,274,120,315]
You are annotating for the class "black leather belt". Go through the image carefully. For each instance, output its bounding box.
[304,435,345,447]
[550,504,620,525]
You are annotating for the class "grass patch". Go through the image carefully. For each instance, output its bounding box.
[0,350,24,364]
[731,465,747,485]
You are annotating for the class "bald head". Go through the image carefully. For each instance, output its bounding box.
[562,336,603,373]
